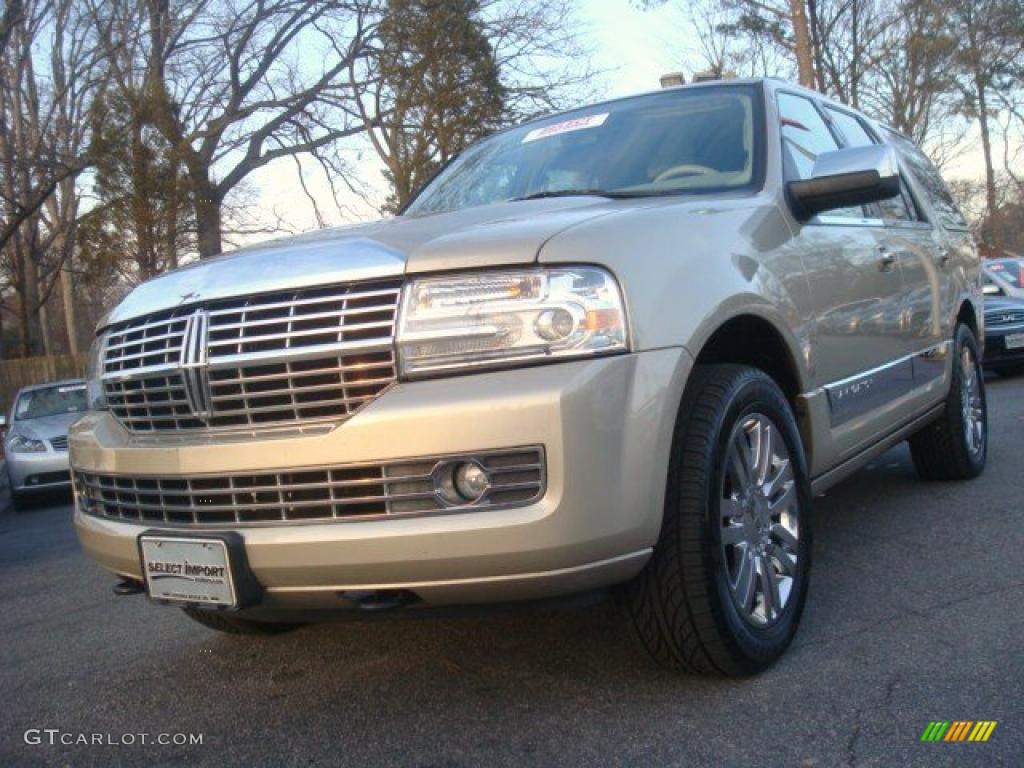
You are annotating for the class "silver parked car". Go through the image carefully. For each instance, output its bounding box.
[71,79,985,675]
[6,379,87,508]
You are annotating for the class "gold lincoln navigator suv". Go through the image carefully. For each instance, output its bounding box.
[72,78,986,675]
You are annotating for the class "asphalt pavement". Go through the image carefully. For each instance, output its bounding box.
[2,376,1023,767]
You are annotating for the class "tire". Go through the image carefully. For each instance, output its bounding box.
[10,490,28,512]
[909,324,987,481]
[182,607,302,635]
[623,364,812,676]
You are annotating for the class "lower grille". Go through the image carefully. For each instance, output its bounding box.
[75,448,545,526]
[26,471,71,486]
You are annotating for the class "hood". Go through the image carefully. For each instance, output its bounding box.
[9,411,84,441]
[983,296,1024,314]
[102,198,631,328]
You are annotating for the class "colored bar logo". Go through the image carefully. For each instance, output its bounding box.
[921,721,997,742]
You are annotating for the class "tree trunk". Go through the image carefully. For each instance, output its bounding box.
[193,176,223,258]
[974,77,1001,254]
[60,265,78,355]
[789,0,816,88]
[39,297,52,356]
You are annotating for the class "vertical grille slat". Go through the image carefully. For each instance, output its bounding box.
[101,280,401,433]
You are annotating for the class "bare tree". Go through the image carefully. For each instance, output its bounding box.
[947,0,1024,253]
[90,0,380,259]
[676,0,792,78]
[0,0,108,355]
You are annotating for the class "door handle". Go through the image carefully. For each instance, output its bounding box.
[878,248,897,272]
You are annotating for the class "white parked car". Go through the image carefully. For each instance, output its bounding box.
[6,379,87,509]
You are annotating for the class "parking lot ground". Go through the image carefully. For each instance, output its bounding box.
[1,376,1023,767]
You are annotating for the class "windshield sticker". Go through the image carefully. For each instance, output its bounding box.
[58,385,87,393]
[522,113,608,144]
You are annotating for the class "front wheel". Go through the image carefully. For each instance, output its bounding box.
[623,365,812,676]
[909,324,987,481]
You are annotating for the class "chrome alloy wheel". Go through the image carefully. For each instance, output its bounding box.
[720,414,800,627]
[960,345,986,457]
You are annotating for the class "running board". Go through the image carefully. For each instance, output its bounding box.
[810,404,944,496]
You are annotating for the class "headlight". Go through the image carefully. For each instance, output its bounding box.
[85,334,108,410]
[397,267,628,377]
[8,434,46,453]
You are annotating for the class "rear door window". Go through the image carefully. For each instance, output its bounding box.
[880,127,969,231]
[824,107,875,148]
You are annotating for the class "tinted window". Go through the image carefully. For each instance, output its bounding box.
[877,179,921,223]
[825,107,875,148]
[988,259,1024,289]
[778,93,840,181]
[405,86,761,215]
[778,93,863,219]
[881,127,969,230]
[14,383,88,420]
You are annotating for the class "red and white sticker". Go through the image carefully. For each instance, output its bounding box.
[522,113,609,144]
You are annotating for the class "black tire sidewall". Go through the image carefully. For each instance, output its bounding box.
[705,375,813,670]
[952,325,988,474]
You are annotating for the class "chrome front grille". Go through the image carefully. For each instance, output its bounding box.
[985,309,1024,327]
[49,435,69,452]
[101,280,401,432]
[74,448,545,526]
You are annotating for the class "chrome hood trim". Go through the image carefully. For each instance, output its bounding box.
[101,198,630,329]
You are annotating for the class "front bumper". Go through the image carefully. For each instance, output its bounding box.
[984,328,1024,366]
[7,449,71,493]
[72,349,690,610]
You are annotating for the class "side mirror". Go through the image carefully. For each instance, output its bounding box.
[788,144,901,221]
[0,414,7,428]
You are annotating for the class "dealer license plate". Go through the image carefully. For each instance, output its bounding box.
[139,536,237,607]
[1005,333,1024,350]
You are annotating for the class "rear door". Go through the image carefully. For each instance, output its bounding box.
[880,128,975,387]
[822,107,946,378]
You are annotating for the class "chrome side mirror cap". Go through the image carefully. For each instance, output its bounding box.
[788,144,901,221]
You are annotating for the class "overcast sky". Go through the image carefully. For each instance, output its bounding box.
[238,0,989,247]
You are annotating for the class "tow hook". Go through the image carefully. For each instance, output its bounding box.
[341,589,418,611]
[113,579,145,596]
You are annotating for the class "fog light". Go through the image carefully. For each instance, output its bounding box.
[435,460,491,505]
[454,462,489,500]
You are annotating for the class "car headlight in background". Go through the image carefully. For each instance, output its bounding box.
[397,267,629,377]
[85,334,108,410]
[7,434,46,453]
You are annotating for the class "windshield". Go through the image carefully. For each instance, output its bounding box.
[988,260,1024,289]
[405,85,762,215]
[14,382,88,421]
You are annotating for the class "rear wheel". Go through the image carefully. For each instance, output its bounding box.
[909,324,987,481]
[182,607,302,635]
[624,365,812,676]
